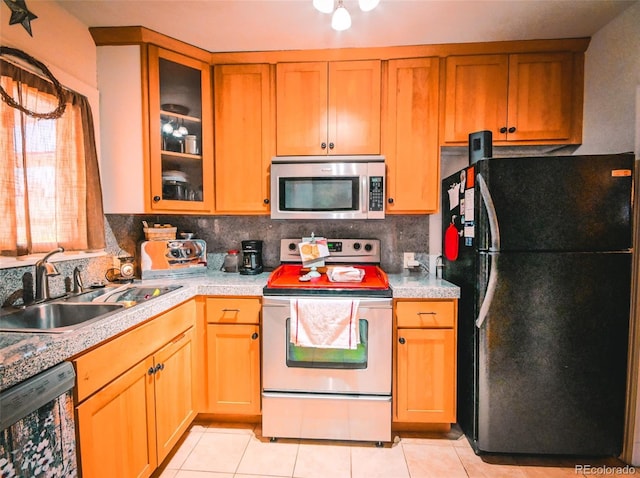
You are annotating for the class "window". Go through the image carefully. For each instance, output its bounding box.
[0,54,105,256]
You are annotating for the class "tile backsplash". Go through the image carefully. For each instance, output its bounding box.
[106,214,432,274]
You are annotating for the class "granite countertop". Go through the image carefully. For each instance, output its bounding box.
[0,270,459,392]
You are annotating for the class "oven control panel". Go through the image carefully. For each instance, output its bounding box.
[280,238,380,263]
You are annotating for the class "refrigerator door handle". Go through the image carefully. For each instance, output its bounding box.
[476,254,498,328]
[477,173,500,251]
[476,174,500,328]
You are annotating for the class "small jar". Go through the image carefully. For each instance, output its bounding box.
[221,249,240,273]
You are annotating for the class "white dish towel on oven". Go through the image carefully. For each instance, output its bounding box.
[290,298,360,350]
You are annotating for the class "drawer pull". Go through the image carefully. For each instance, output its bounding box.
[398,337,406,345]
[417,312,436,316]
[251,332,259,340]
[221,308,240,313]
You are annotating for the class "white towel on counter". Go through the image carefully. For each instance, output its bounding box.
[326,266,365,283]
[290,298,360,350]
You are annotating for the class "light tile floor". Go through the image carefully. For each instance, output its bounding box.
[153,420,637,478]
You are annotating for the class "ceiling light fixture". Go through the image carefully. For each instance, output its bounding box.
[313,0,334,14]
[358,0,380,12]
[331,0,351,31]
[314,0,380,31]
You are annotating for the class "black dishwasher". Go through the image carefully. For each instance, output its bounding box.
[0,362,77,477]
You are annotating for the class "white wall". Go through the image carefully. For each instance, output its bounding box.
[0,1,99,136]
[576,0,640,155]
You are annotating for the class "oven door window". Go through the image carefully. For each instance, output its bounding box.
[279,177,359,212]
[285,318,368,369]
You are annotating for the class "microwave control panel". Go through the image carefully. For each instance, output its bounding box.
[369,176,384,213]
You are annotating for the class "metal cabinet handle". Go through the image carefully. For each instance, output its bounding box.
[155,363,164,373]
[328,142,334,149]
[508,127,516,133]
[148,366,155,375]
[251,332,259,340]
[387,198,394,204]
[417,311,436,316]
[153,195,161,202]
[398,337,406,344]
[221,308,240,312]
[263,198,270,204]
[321,142,327,149]
[499,127,507,134]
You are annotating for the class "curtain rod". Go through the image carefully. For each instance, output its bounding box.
[0,52,56,86]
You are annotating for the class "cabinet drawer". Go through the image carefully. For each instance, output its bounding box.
[73,299,196,403]
[396,300,455,328]
[206,297,261,324]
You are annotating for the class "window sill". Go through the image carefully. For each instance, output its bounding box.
[0,250,108,270]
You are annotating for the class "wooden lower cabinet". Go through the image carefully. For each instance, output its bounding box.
[394,299,457,424]
[154,328,197,462]
[76,358,156,478]
[74,300,197,478]
[204,297,261,415]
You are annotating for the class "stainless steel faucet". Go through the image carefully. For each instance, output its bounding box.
[72,265,84,294]
[34,247,64,303]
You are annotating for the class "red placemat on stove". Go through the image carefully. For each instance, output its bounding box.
[266,264,389,290]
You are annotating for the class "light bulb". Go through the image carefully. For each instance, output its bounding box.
[331,2,351,31]
[313,0,334,14]
[358,0,380,11]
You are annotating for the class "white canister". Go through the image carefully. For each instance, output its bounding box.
[185,135,197,154]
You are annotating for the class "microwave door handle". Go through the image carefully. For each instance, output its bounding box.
[362,176,369,213]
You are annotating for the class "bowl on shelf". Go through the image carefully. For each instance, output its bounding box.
[161,103,189,115]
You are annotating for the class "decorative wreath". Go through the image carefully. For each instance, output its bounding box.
[0,46,66,119]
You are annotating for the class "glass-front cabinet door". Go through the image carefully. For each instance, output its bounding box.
[147,46,214,212]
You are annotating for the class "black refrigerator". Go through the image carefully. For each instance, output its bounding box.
[442,153,634,455]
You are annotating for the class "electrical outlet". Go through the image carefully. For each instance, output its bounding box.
[403,252,415,269]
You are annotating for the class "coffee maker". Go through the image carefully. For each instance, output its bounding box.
[239,240,263,275]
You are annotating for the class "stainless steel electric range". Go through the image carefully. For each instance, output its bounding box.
[262,238,392,445]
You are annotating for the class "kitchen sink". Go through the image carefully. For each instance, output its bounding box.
[0,302,124,333]
[64,284,182,305]
[1,284,183,333]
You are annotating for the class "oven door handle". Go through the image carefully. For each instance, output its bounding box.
[262,391,391,401]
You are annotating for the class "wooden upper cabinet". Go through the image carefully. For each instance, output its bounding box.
[443,51,582,145]
[506,52,577,142]
[276,60,381,155]
[148,45,215,212]
[443,54,508,144]
[214,64,273,214]
[384,57,440,214]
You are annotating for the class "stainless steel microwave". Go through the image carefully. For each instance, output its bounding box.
[270,155,385,220]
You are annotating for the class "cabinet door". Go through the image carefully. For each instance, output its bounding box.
[506,52,576,142]
[443,54,509,143]
[328,60,381,155]
[153,327,197,464]
[385,58,439,213]
[396,328,456,423]
[276,60,381,155]
[276,62,328,155]
[76,358,157,478]
[148,45,214,212]
[206,324,261,414]
[214,64,273,214]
